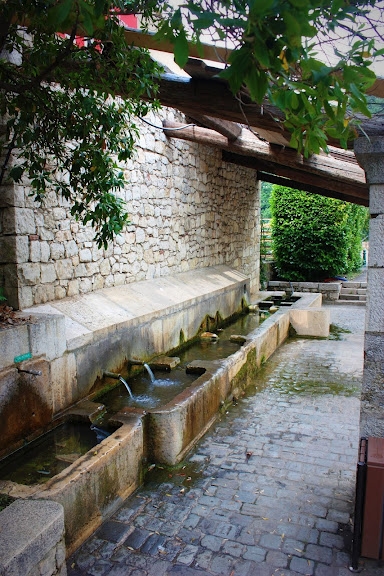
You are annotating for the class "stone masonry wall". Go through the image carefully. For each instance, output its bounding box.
[0,109,259,309]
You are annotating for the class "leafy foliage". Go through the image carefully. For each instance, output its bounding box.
[0,0,162,247]
[0,1,382,248]
[270,185,368,281]
[260,181,273,219]
[156,0,383,156]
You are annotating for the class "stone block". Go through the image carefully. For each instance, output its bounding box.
[0,323,30,370]
[368,184,384,215]
[55,259,73,280]
[365,268,384,332]
[50,353,77,412]
[0,235,29,264]
[34,284,56,304]
[368,216,384,267]
[0,499,66,576]
[289,308,330,337]
[29,313,67,360]
[17,262,41,285]
[41,263,57,284]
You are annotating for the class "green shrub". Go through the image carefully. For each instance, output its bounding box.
[270,186,368,281]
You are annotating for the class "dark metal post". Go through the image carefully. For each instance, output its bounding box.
[350,438,368,572]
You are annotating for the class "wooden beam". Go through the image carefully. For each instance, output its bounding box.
[256,172,368,206]
[125,28,384,100]
[222,151,368,201]
[155,74,371,149]
[123,28,231,63]
[189,115,242,141]
[156,74,295,142]
[162,121,367,190]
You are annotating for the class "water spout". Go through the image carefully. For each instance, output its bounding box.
[143,363,156,383]
[119,376,134,399]
[90,425,111,442]
[285,281,294,298]
[103,371,120,379]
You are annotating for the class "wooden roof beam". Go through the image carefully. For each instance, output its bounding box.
[189,114,242,141]
[124,28,384,99]
[222,151,368,202]
[162,121,367,189]
[123,28,231,64]
[257,172,367,206]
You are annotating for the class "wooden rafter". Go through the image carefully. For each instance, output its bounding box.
[124,28,384,100]
[163,121,368,204]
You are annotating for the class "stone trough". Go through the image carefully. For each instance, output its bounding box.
[0,266,328,571]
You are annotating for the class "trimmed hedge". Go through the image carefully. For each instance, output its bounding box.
[270,186,368,281]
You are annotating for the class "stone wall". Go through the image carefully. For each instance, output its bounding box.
[267,280,342,302]
[0,109,260,309]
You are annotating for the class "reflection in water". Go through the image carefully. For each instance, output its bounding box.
[0,422,101,485]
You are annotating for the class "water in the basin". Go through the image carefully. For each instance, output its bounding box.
[178,312,262,364]
[0,422,101,485]
[98,367,197,411]
[98,312,263,412]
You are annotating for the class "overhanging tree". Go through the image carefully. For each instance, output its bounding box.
[1,1,383,246]
[156,0,384,155]
[0,0,163,247]
[270,185,368,281]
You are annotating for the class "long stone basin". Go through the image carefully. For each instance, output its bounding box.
[0,290,325,556]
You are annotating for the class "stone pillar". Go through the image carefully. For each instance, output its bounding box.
[354,136,384,437]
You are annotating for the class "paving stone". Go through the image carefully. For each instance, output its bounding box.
[290,555,315,575]
[200,534,222,552]
[123,528,152,550]
[174,544,198,565]
[209,553,234,575]
[96,521,132,544]
[305,543,333,564]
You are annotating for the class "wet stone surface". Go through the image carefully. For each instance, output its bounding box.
[68,305,383,576]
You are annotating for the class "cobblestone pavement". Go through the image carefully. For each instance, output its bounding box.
[68,305,383,576]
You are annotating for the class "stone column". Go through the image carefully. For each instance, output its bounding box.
[354,136,384,437]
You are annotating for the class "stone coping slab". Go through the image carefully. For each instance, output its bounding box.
[23,265,248,349]
[0,499,65,576]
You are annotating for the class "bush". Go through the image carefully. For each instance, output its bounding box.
[270,186,368,281]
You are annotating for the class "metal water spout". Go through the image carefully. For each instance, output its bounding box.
[17,368,42,376]
[103,371,134,399]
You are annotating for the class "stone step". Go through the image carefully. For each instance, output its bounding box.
[340,288,367,296]
[339,293,366,300]
[334,299,366,306]
[341,281,367,289]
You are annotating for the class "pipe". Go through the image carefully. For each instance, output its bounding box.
[103,371,120,379]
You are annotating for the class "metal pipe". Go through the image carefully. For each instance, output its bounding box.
[103,371,120,379]
[17,368,42,376]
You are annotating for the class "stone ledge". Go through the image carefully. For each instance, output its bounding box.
[0,499,66,576]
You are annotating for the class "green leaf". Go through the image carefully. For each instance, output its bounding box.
[47,0,73,27]
[9,165,24,182]
[245,69,268,103]
[174,30,189,68]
